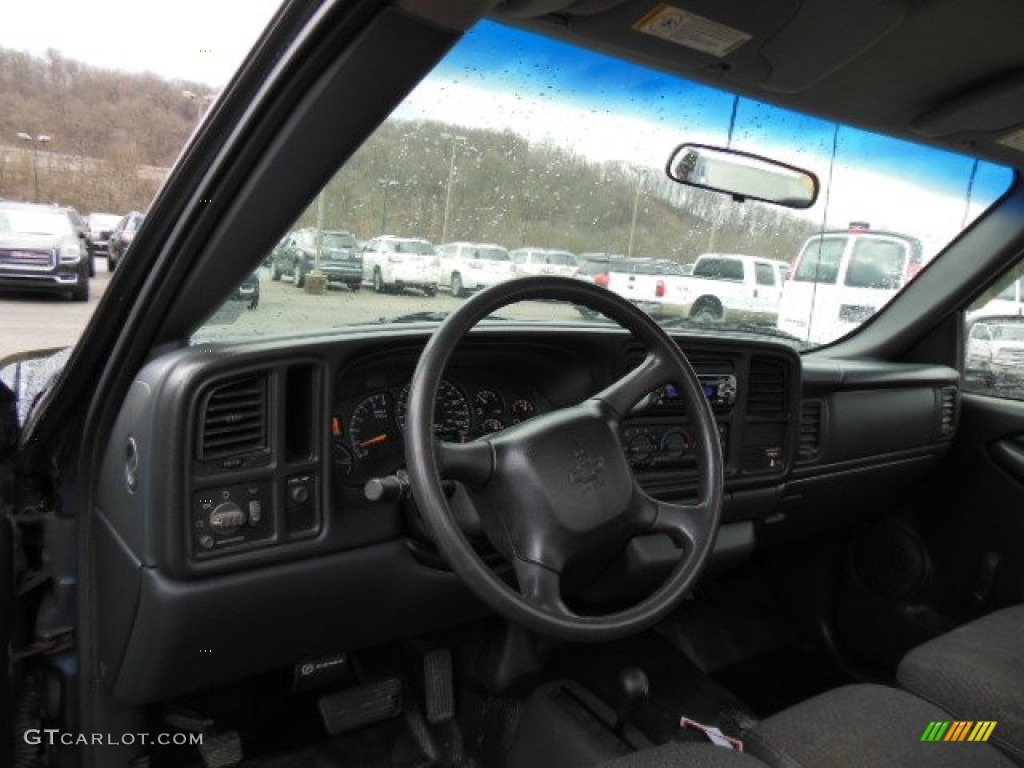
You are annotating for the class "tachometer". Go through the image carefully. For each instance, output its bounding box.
[349,393,397,459]
[397,379,472,442]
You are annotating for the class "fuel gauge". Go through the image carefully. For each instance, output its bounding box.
[510,398,536,424]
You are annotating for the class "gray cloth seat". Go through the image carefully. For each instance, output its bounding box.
[897,604,1024,764]
[600,684,1015,767]
[746,684,1014,767]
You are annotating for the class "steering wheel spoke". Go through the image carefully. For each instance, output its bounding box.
[593,351,673,419]
[437,439,494,486]
[513,558,571,618]
[631,489,709,549]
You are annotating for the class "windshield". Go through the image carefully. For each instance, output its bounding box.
[194,20,1012,349]
[0,207,73,236]
[477,247,510,262]
[995,326,1024,342]
[392,239,434,255]
[88,213,121,230]
[323,232,356,249]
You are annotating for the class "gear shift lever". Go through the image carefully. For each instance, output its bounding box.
[614,667,649,735]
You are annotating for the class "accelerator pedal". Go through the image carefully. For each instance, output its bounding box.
[424,648,455,725]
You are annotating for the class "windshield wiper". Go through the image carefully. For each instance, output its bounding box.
[357,311,514,325]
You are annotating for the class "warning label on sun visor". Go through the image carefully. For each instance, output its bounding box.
[633,4,752,58]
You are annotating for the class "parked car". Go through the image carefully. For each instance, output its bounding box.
[966,320,1024,387]
[85,212,122,262]
[633,252,790,322]
[106,211,145,271]
[0,200,90,301]
[968,275,1024,325]
[231,268,260,309]
[510,247,578,278]
[361,235,439,294]
[777,225,924,344]
[573,253,657,316]
[437,241,516,296]
[574,252,632,287]
[58,206,95,277]
[270,228,361,289]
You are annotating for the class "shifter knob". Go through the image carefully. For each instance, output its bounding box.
[614,667,649,734]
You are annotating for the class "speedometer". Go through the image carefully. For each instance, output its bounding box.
[397,379,472,442]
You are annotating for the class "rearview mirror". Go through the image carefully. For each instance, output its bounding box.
[667,144,819,209]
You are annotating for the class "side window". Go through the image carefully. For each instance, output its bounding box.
[755,263,775,286]
[965,265,1024,397]
[793,237,845,284]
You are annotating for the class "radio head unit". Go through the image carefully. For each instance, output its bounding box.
[659,373,737,409]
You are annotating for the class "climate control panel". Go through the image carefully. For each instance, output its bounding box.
[622,422,729,471]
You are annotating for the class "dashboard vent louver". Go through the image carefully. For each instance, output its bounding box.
[937,386,958,437]
[198,375,268,460]
[798,400,824,462]
[747,358,787,416]
[622,342,647,373]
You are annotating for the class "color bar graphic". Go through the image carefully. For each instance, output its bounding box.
[921,721,996,742]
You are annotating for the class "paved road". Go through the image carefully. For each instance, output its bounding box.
[0,259,114,361]
[0,266,585,361]
[200,268,585,340]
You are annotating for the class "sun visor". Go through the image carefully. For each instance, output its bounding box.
[518,0,908,94]
[913,72,1024,138]
[758,0,908,93]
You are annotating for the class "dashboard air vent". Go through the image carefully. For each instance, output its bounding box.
[937,386,958,438]
[198,375,268,460]
[747,358,787,416]
[798,400,824,462]
[622,342,647,373]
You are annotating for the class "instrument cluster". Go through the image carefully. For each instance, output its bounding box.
[332,370,541,484]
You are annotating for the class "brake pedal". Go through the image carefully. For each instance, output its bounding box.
[319,677,403,735]
[424,648,455,725]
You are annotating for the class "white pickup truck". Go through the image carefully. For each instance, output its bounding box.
[607,253,789,321]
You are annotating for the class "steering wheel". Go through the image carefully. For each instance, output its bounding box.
[405,276,723,641]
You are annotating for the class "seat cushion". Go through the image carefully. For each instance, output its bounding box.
[897,605,1024,764]
[599,743,768,768]
[746,684,1015,767]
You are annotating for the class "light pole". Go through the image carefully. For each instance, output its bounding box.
[441,133,466,243]
[17,132,51,202]
[627,168,648,258]
[314,190,326,271]
[378,178,399,233]
[182,90,214,129]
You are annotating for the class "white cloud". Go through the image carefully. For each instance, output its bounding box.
[3,0,281,86]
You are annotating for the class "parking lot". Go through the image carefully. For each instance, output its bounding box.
[0,266,587,361]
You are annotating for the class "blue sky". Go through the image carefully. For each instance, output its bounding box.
[435,21,1012,205]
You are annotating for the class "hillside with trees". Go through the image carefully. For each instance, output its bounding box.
[0,47,817,263]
